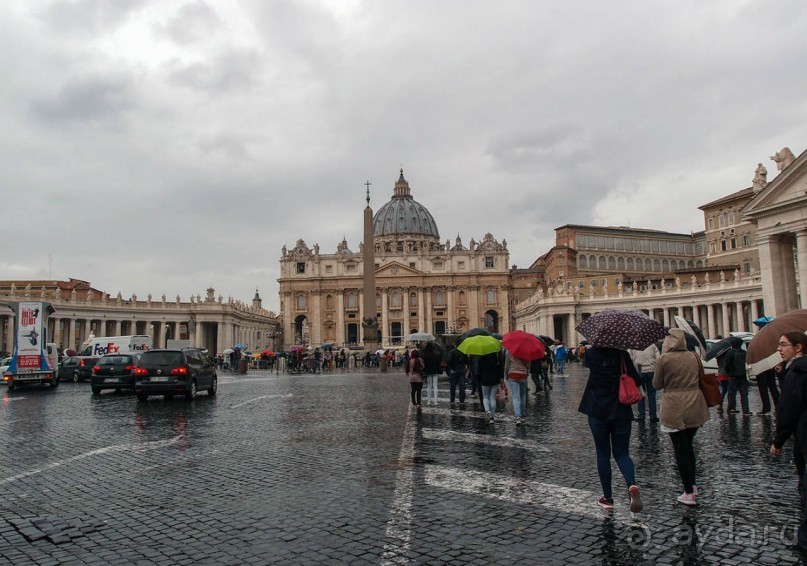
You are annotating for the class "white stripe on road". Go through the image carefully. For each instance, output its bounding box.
[230,393,293,409]
[420,428,550,452]
[381,405,417,565]
[1,396,27,402]
[0,436,183,485]
[425,464,606,520]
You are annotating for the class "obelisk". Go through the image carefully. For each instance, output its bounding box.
[362,181,379,351]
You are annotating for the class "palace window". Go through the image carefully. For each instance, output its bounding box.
[458,261,465,271]
[742,234,750,246]
[434,291,445,306]
[296,262,306,274]
[410,293,417,307]
[347,293,357,308]
[486,289,496,305]
[391,291,401,307]
[296,294,306,309]
[579,255,588,268]
[485,257,494,268]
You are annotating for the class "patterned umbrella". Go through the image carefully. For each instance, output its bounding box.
[747,309,807,364]
[457,335,502,356]
[575,309,666,350]
[502,330,546,361]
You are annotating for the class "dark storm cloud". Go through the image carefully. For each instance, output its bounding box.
[153,1,221,45]
[38,0,149,36]
[165,49,261,93]
[30,74,137,123]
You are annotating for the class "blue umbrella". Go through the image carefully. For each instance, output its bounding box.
[752,316,774,328]
[234,344,247,349]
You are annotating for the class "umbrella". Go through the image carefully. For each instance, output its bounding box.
[535,335,554,347]
[753,315,774,328]
[289,345,305,352]
[502,330,546,361]
[234,344,247,350]
[404,332,436,342]
[261,349,275,356]
[491,333,503,340]
[222,348,235,355]
[457,335,502,356]
[576,309,666,350]
[64,348,78,357]
[673,316,708,353]
[458,328,493,341]
[251,352,263,358]
[747,309,807,364]
[704,337,733,361]
[375,349,387,356]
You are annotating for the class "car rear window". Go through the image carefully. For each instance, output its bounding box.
[140,352,184,366]
[99,355,133,365]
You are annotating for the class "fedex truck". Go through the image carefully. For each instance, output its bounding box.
[1,301,59,390]
[79,335,153,357]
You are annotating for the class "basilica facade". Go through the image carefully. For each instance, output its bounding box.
[277,170,510,350]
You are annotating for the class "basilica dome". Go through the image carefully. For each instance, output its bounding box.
[373,169,440,239]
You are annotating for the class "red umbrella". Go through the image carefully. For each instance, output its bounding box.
[502,330,546,361]
[261,349,275,356]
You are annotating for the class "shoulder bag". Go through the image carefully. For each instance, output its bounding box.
[618,357,643,405]
[694,352,721,407]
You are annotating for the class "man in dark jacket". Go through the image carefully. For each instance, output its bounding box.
[447,345,469,403]
[724,337,750,415]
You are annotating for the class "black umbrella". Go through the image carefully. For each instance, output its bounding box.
[458,327,493,341]
[576,309,667,350]
[535,335,555,347]
[704,337,733,361]
[673,316,708,353]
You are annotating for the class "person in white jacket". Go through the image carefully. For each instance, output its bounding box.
[630,343,661,422]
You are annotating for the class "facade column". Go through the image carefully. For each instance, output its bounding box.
[447,287,455,331]
[417,289,425,332]
[796,231,807,309]
[758,235,792,317]
[425,288,433,335]
[311,291,322,346]
[403,289,411,336]
[336,292,345,346]
[381,289,389,345]
[721,303,731,337]
[500,286,510,333]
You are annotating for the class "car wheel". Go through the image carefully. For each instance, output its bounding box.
[185,380,197,400]
[137,393,149,402]
[91,387,101,395]
[208,377,217,396]
[72,372,79,383]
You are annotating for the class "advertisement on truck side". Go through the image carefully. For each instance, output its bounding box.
[16,301,45,370]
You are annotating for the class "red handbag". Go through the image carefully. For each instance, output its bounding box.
[618,357,643,405]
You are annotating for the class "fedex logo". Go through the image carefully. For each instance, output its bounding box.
[93,342,120,356]
[131,344,150,351]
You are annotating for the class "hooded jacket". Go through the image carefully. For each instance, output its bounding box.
[653,329,710,430]
[578,347,639,421]
[504,352,529,380]
[630,343,660,374]
[773,356,807,451]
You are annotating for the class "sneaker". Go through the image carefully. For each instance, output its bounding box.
[515,417,523,426]
[742,412,752,416]
[628,485,643,513]
[716,405,723,413]
[490,416,496,424]
[677,492,697,506]
[727,409,740,414]
[598,496,614,509]
[758,411,771,416]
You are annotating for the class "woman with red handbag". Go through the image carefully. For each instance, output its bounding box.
[578,346,643,512]
[653,329,710,506]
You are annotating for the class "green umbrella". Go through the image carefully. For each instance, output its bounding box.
[457,335,502,356]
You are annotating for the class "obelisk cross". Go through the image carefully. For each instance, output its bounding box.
[365,180,371,204]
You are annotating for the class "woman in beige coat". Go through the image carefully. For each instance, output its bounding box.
[653,329,710,506]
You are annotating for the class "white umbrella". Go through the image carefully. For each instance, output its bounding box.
[375,349,388,356]
[404,332,436,342]
[222,348,235,354]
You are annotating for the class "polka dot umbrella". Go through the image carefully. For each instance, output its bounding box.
[575,309,667,350]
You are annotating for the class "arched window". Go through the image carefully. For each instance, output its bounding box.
[296,294,306,309]
[617,257,625,270]
[434,290,445,306]
[688,260,695,269]
[486,289,496,305]
[653,259,661,271]
[696,260,704,268]
[409,292,417,307]
[608,256,616,270]
[458,291,466,305]
[599,256,606,269]
[626,257,634,271]
[347,292,357,308]
[391,291,401,307]
[579,255,588,269]
[662,259,669,271]
[645,259,652,271]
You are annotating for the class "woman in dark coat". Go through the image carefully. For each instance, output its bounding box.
[579,346,643,512]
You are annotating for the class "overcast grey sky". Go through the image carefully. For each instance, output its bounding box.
[3,0,806,314]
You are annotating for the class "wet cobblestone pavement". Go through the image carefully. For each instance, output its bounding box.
[0,363,805,564]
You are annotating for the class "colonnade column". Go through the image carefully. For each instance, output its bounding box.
[692,304,701,329]
[68,319,77,350]
[796,231,807,309]
[216,322,225,354]
[706,305,716,339]
[662,308,671,328]
[721,304,731,337]
[750,301,760,334]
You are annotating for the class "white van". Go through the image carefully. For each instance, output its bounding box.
[79,335,152,357]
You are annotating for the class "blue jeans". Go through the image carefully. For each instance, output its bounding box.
[508,378,528,418]
[481,384,499,419]
[556,359,566,374]
[636,372,656,419]
[588,417,636,499]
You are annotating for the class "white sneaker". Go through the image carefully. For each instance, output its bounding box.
[677,492,697,506]
[485,411,491,424]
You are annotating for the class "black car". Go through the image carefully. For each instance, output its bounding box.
[91,354,140,395]
[134,348,217,401]
[59,356,99,382]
